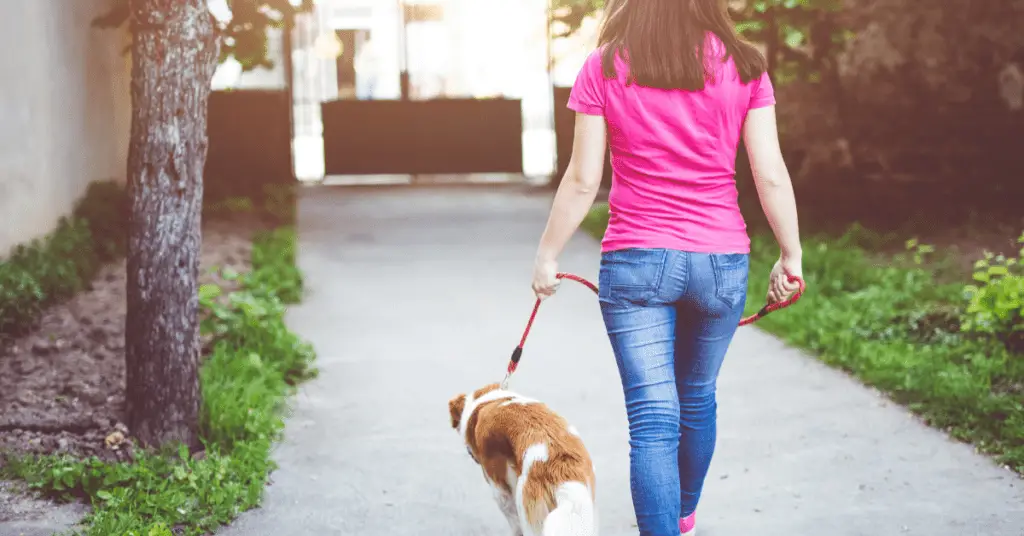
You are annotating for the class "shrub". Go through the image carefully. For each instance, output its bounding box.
[72,181,129,261]
[961,232,1024,352]
[0,182,125,339]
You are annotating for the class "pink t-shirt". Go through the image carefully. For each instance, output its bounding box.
[568,37,776,254]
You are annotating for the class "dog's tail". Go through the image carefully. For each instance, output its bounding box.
[542,482,597,536]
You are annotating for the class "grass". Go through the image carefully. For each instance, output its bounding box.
[582,203,1024,473]
[1,196,316,535]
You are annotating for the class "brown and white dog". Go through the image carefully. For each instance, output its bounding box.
[448,383,598,536]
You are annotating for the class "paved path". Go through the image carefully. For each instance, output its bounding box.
[219,185,1024,536]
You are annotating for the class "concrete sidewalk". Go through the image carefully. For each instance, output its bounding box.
[218,185,1024,536]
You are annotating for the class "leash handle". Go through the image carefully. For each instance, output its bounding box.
[505,272,806,383]
[738,275,806,326]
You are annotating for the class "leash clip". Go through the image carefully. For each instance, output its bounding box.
[501,346,523,390]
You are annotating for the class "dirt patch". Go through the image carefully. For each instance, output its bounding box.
[0,221,258,464]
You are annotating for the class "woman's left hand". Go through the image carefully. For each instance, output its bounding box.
[531,257,560,301]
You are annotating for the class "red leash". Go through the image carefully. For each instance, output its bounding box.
[502,272,806,386]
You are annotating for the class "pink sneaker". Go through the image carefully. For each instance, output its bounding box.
[680,512,696,536]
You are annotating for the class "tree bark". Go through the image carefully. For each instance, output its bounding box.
[125,0,219,449]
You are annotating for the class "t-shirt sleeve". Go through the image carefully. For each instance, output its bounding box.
[749,70,776,110]
[567,50,606,116]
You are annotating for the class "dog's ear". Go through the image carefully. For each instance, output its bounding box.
[448,393,467,429]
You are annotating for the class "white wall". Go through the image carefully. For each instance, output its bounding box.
[0,0,131,256]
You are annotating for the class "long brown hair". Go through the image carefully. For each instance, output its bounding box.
[597,0,768,90]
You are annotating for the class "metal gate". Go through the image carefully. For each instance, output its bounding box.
[321,98,523,175]
[289,0,554,182]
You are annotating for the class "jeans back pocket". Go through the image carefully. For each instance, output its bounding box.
[710,253,749,310]
[598,248,668,305]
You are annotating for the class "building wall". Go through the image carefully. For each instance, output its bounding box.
[0,0,131,256]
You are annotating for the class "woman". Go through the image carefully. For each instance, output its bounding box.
[530,0,803,535]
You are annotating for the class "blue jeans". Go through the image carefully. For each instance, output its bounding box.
[598,248,749,536]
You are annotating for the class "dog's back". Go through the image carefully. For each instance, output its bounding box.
[509,402,597,536]
[450,384,598,536]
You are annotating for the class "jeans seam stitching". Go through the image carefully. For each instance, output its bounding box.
[650,249,668,301]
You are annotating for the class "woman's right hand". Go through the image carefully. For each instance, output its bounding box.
[767,255,803,304]
[744,105,804,306]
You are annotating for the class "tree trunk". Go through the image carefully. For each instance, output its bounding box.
[125,0,219,449]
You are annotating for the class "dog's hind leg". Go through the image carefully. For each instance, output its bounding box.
[542,482,596,536]
[493,486,523,536]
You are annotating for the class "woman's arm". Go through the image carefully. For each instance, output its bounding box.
[532,113,608,299]
[743,105,804,303]
[743,105,802,260]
